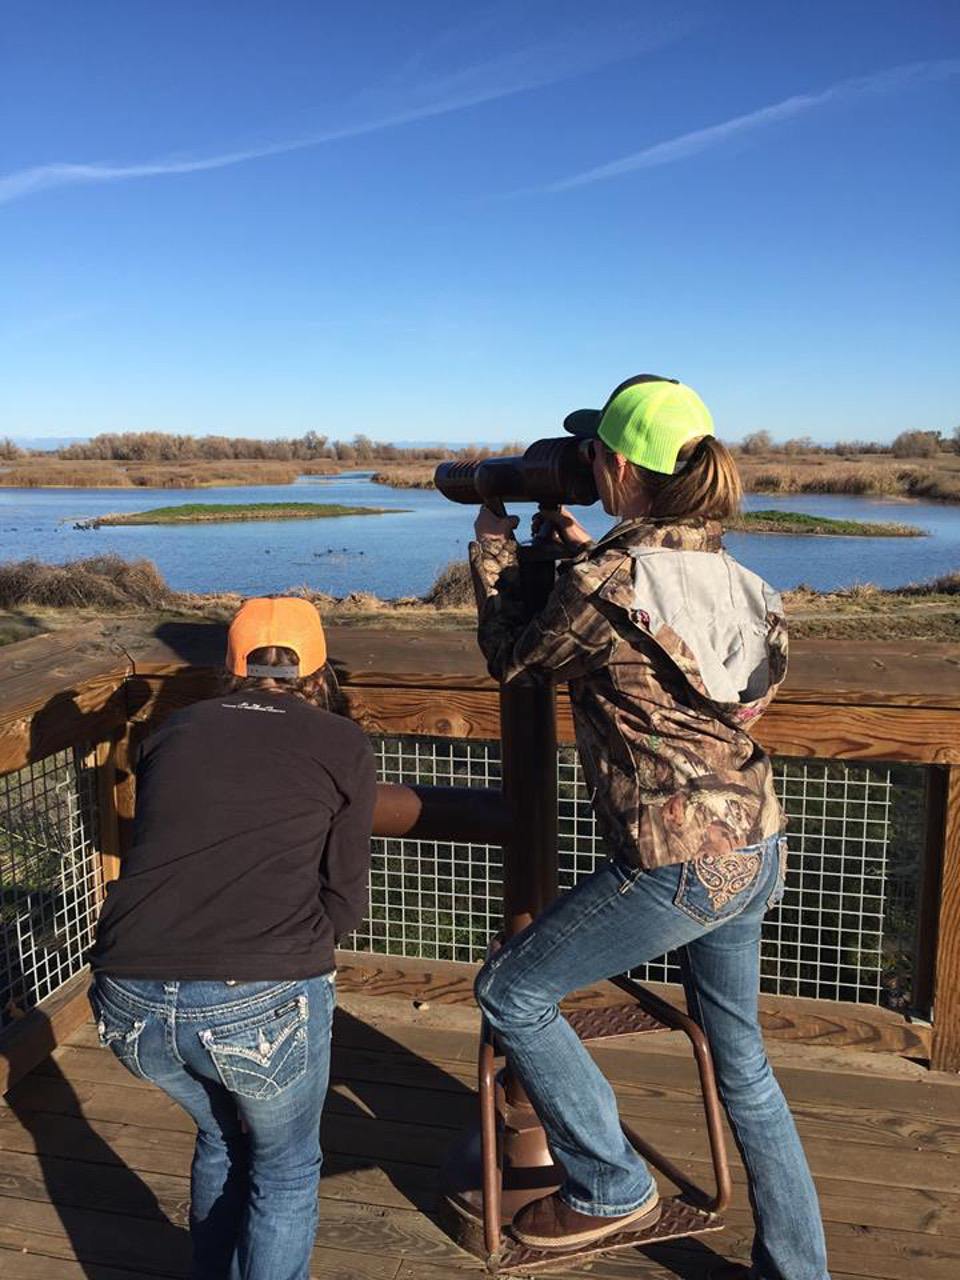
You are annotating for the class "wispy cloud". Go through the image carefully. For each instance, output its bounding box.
[0,16,684,207]
[543,59,960,192]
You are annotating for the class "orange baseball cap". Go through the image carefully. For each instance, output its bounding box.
[226,597,327,679]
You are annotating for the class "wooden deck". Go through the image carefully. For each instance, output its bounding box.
[1,992,958,1280]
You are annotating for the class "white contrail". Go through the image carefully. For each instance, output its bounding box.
[544,58,960,192]
[0,19,682,207]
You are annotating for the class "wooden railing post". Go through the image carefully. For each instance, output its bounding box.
[94,735,122,893]
[112,723,139,864]
[931,764,960,1072]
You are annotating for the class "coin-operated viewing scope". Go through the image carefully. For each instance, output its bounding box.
[434,437,598,516]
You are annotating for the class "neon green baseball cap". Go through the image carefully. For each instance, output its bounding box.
[563,374,714,474]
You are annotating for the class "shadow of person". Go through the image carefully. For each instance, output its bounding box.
[149,619,228,671]
[3,1040,192,1278]
[321,1005,477,1218]
[322,1009,739,1279]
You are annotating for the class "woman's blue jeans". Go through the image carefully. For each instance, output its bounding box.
[89,973,335,1280]
[475,834,830,1280]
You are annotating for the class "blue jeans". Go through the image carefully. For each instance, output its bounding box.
[475,834,830,1280]
[89,973,335,1280]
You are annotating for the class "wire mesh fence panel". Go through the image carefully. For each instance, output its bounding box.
[765,758,924,1007]
[0,749,102,1030]
[561,749,925,1005]
[349,737,926,1009]
[344,736,504,963]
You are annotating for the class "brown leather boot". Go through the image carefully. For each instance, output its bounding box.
[512,1187,660,1250]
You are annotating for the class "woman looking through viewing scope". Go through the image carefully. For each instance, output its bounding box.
[470,375,829,1280]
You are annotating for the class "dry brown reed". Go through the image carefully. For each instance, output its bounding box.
[371,468,436,489]
[425,560,474,607]
[123,461,304,487]
[0,461,131,487]
[0,556,176,609]
[895,571,960,596]
[298,461,342,476]
[739,458,960,502]
[0,459,310,488]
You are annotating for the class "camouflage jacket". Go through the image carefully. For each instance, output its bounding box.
[469,517,787,873]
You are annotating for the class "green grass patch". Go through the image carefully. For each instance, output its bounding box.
[729,510,924,537]
[83,502,406,527]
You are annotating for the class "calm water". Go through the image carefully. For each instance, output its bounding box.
[0,473,957,597]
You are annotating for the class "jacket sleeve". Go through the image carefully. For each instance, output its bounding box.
[318,734,377,942]
[469,536,619,684]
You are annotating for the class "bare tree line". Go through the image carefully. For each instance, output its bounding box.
[0,431,527,464]
[739,427,959,458]
[1,427,957,464]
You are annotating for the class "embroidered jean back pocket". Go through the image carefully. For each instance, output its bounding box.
[765,836,789,911]
[674,844,764,926]
[90,988,148,1081]
[200,994,309,1100]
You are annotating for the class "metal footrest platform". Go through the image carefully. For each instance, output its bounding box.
[439,971,733,1273]
[440,1193,722,1274]
[565,1001,669,1041]
[495,1197,723,1273]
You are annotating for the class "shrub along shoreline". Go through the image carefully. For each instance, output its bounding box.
[0,555,957,647]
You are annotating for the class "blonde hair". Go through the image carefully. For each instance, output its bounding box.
[636,436,742,521]
[223,645,348,716]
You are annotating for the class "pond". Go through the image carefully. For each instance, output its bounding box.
[0,473,957,598]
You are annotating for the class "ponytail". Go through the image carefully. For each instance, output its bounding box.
[640,436,742,521]
[222,645,350,717]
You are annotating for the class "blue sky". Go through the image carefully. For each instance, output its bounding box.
[2,1,958,444]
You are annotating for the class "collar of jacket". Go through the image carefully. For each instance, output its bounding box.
[585,516,724,558]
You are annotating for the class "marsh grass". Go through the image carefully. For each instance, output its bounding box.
[739,455,960,503]
[0,462,130,488]
[371,469,437,489]
[0,459,317,488]
[373,452,960,503]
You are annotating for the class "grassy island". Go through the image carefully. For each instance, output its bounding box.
[78,502,406,528]
[728,510,924,537]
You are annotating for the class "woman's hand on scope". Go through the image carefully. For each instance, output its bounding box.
[531,506,592,551]
[474,507,520,540]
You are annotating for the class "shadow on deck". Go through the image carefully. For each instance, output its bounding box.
[1,997,959,1280]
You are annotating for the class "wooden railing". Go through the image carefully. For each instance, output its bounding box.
[1,618,958,1089]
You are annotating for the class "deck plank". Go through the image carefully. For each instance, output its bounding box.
[9,1055,959,1195]
[2,1016,958,1280]
[38,1040,960,1157]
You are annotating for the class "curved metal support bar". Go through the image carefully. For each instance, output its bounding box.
[372,783,511,844]
[478,1023,502,1263]
[620,1120,712,1209]
[609,975,731,1213]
